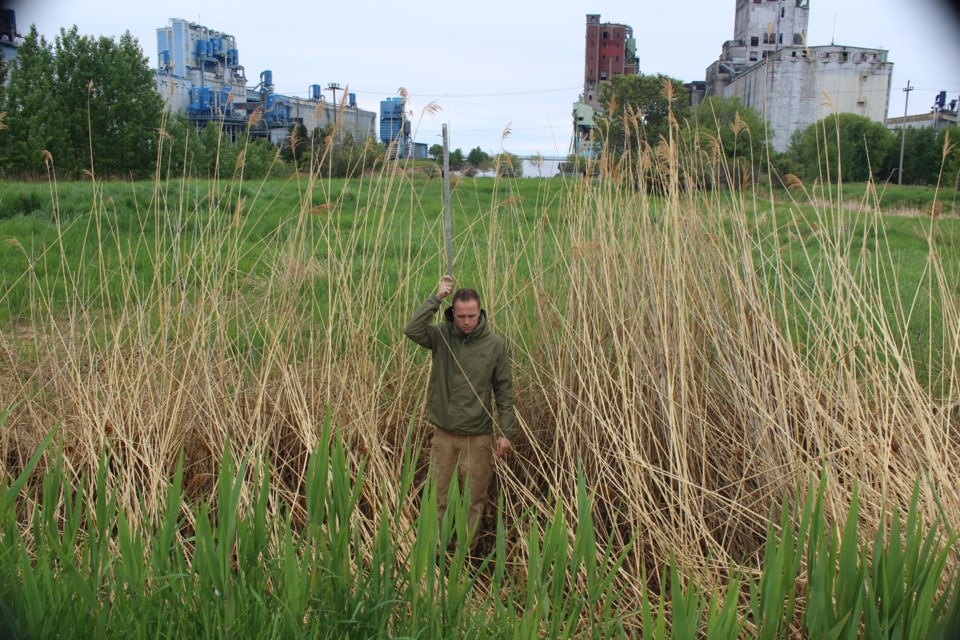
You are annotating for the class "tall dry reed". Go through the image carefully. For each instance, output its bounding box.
[1,98,957,628]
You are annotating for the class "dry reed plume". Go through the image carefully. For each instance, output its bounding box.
[1,104,958,631]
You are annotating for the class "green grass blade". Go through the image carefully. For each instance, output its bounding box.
[0,415,57,518]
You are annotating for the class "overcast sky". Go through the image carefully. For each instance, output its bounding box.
[7,0,960,156]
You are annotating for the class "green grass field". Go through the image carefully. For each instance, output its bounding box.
[2,175,956,382]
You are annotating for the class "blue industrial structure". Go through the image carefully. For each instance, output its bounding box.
[380,97,412,159]
[153,18,376,146]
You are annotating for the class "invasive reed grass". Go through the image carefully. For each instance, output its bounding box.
[1,410,958,638]
[0,98,958,635]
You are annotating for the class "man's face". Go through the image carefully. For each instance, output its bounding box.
[452,299,480,334]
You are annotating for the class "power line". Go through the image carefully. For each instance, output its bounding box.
[275,86,580,99]
[420,125,566,134]
[894,86,960,93]
[401,87,580,99]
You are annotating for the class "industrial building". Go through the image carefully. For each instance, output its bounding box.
[886,90,959,133]
[153,18,379,147]
[1,9,20,64]
[380,97,411,159]
[705,0,894,151]
[582,14,639,109]
[886,110,958,133]
[572,14,640,154]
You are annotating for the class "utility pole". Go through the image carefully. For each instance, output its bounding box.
[898,81,913,186]
[326,82,341,130]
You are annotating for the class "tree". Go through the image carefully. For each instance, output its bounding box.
[895,126,941,185]
[449,147,465,170]
[563,153,590,176]
[466,146,490,168]
[0,55,7,107]
[428,145,464,170]
[50,27,162,178]
[307,124,382,178]
[939,126,960,190]
[787,113,895,183]
[154,114,288,180]
[691,97,768,161]
[688,96,769,189]
[94,31,164,177]
[493,152,523,178]
[888,125,960,187]
[157,112,201,178]
[239,134,284,179]
[0,26,162,178]
[198,119,239,178]
[0,26,61,177]
[311,125,330,167]
[594,73,691,155]
[281,122,310,170]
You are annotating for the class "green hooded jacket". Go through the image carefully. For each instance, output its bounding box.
[403,295,516,441]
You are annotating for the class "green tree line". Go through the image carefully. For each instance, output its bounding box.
[587,73,960,188]
[426,145,523,178]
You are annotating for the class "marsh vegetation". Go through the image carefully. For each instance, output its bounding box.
[1,103,959,637]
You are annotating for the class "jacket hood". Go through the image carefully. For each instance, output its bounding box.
[444,305,489,339]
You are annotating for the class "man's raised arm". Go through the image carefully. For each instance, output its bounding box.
[403,276,453,349]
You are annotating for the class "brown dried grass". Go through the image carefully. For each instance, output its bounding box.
[1,116,957,621]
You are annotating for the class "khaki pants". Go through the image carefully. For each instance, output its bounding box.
[430,428,493,551]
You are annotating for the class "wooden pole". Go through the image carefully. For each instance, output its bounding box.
[443,124,453,277]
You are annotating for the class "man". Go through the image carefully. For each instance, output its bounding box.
[404,274,516,551]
